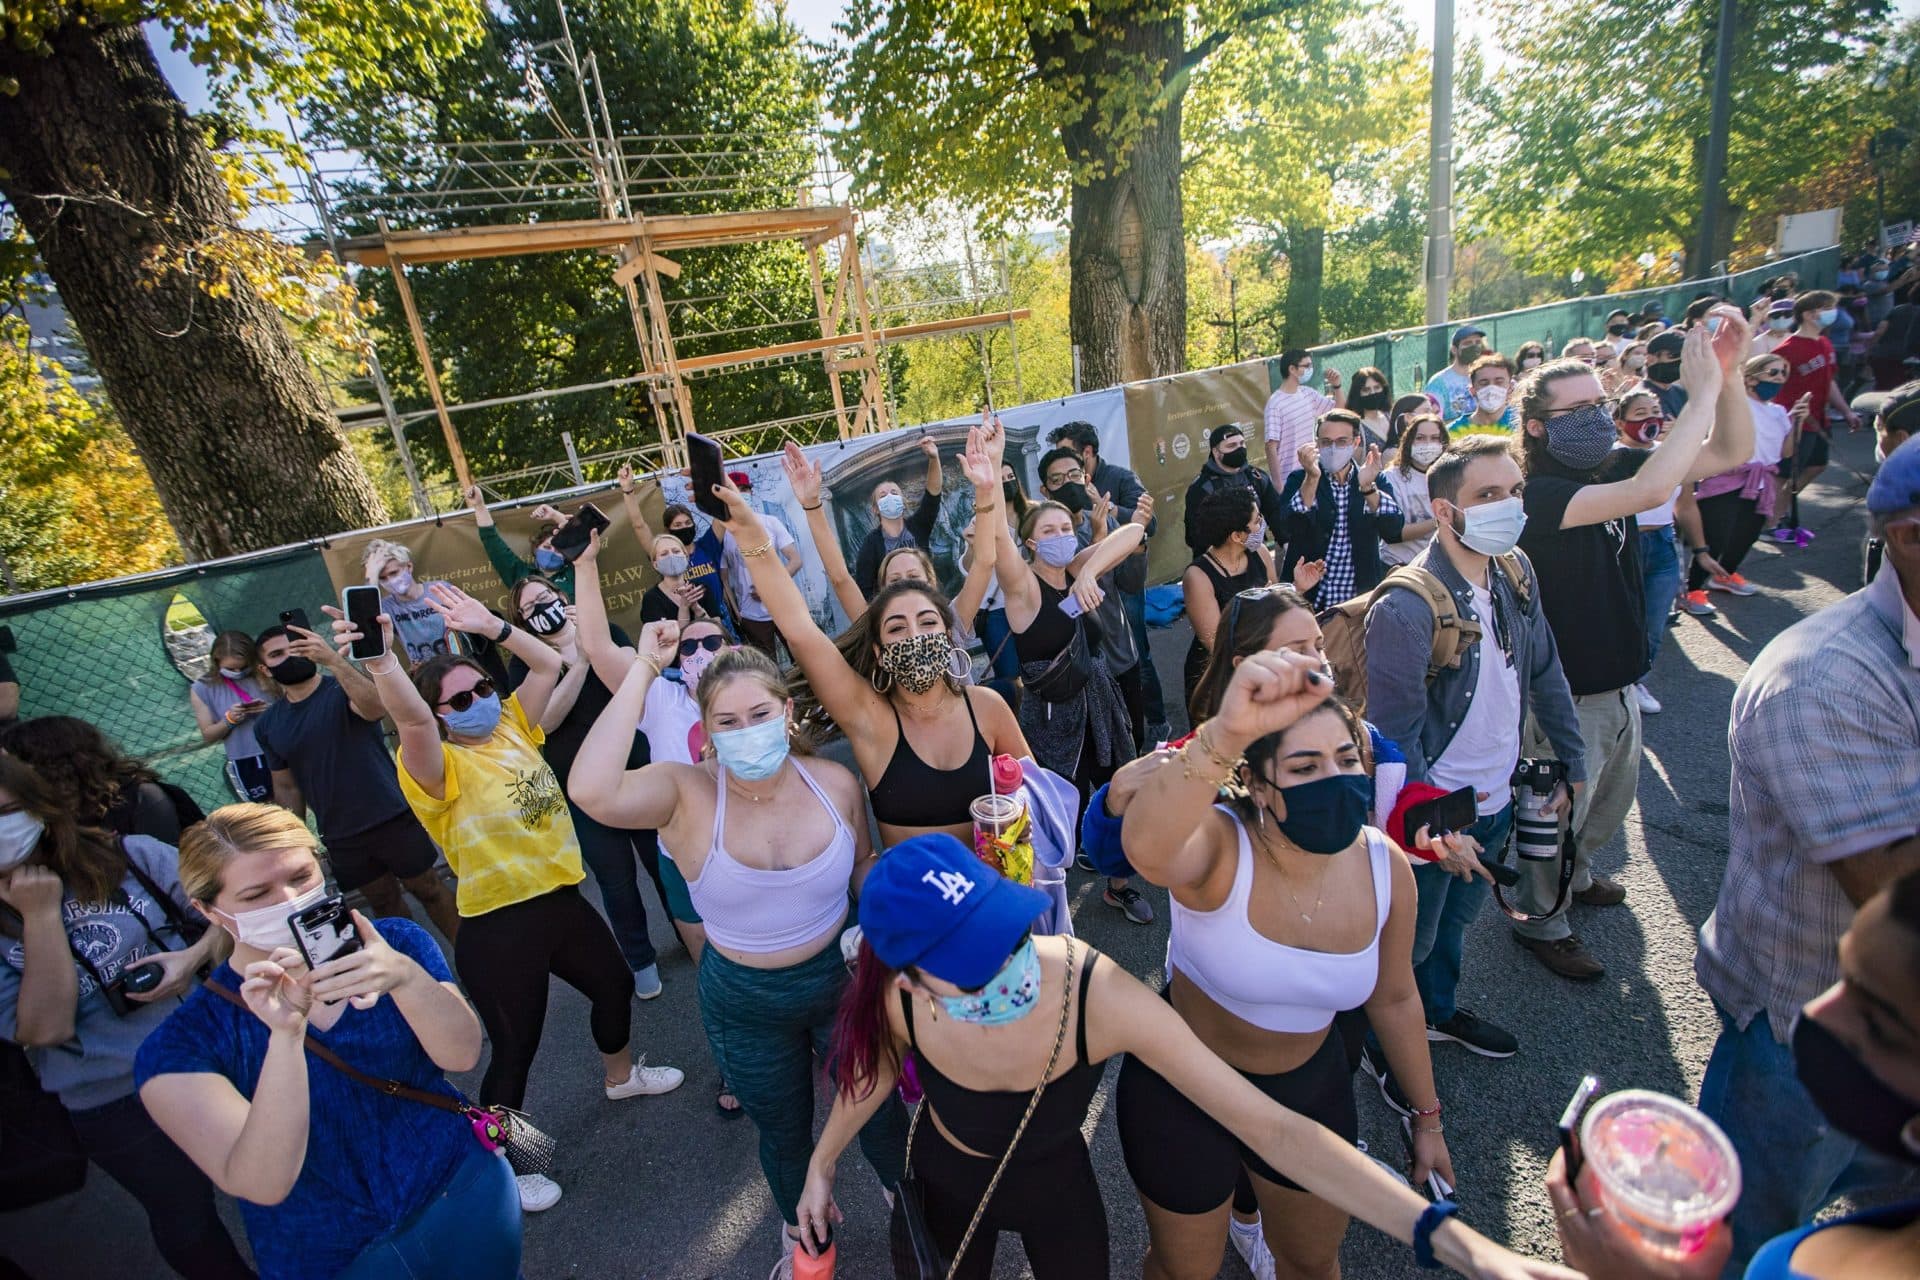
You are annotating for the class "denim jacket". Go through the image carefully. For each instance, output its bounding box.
[1362,542,1588,785]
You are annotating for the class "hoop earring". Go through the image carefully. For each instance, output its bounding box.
[947,646,973,681]
[870,666,894,694]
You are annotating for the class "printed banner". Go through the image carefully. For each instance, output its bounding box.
[1122,360,1275,586]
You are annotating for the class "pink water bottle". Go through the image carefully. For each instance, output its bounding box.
[792,1226,835,1280]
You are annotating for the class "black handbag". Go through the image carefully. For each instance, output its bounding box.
[1022,616,1092,704]
[0,1041,87,1211]
[888,938,1075,1280]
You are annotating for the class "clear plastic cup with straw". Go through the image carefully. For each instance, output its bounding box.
[1581,1090,1741,1260]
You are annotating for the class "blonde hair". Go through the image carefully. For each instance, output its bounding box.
[1744,351,1786,380]
[178,803,322,905]
[878,545,936,586]
[362,539,413,587]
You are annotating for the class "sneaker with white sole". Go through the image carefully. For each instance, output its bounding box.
[605,1058,686,1100]
[1358,1044,1413,1118]
[1681,589,1718,617]
[516,1171,563,1212]
[1228,1214,1277,1280]
[632,963,662,1000]
[1426,1008,1518,1058]
[1103,884,1154,924]
[1633,683,1662,715]
[1709,572,1758,596]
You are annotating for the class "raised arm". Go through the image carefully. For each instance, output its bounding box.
[567,627,688,830]
[1684,313,1759,480]
[972,420,1042,630]
[710,479,891,741]
[466,484,536,591]
[618,463,656,548]
[784,444,866,620]
[1123,650,1334,892]
[1066,516,1146,586]
[1560,322,1728,528]
[424,584,562,726]
[572,533,638,691]
[330,613,445,798]
[951,511,1001,624]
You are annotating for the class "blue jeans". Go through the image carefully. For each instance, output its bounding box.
[1120,587,1166,725]
[1697,1001,1919,1277]
[1411,804,1511,1024]
[570,800,657,972]
[1639,526,1681,669]
[337,1145,522,1280]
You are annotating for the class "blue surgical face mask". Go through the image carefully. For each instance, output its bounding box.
[442,691,503,739]
[1816,308,1839,327]
[876,493,906,520]
[937,937,1041,1025]
[1767,316,1794,332]
[534,547,566,572]
[1264,771,1372,855]
[1033,533,1078,567]
[712,716,790,781]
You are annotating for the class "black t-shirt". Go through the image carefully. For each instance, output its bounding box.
[639,586,680,625]
[253,676,410,839]
[1518,452,1650,696]
[506,626,645,789]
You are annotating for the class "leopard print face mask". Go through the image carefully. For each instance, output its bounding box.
[878,630,954,694]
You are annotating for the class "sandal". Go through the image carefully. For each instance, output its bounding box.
[715,1083,744,1119]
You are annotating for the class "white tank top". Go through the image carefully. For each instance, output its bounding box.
[1166,807,1393,1033]
[678,760,853,954]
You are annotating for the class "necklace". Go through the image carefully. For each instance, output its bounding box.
[724,772,780,804]
[1254,826,1334,923]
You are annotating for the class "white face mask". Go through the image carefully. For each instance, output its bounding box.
[217,884,329,951]
[1450,496,1528,557]
[219,667,249,680]
[0,811,45,873]
[1475,384,1511,413]
[1409,442,1445,469]
[1318,444,1355,473]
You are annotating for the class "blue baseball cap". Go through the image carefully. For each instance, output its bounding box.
[1452,325,1486,346]
[1868,431,1920,515]
[858,834,1050,990]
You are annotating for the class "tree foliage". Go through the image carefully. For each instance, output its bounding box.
[1462,0,1895,277]
[309,0,831,492]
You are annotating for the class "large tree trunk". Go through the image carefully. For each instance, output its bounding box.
[0,22,385,561]
[1281,225,1326,350]
[1051,15,1189,391]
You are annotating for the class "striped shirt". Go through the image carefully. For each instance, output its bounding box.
[1695,567,1920,1042]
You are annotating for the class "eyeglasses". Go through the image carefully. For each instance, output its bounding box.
[679,635,725,657]
[1046,468,1085,486]
[439,679,495,712]
[1543,398,1617,418]
[1219,584,1308,662]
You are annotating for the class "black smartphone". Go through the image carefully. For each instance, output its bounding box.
[1558,1075,1601,1181]
[290,895,364,973]
[340,586,386,661]
[548,503,611,563]
[687,432,729,521]
[1403,785,1477,842]
[279,608,312,635]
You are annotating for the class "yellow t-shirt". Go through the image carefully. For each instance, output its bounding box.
[396,693,584,917]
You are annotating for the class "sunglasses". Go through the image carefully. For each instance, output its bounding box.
[439,679,495,712]
[1220,584,1307,658]
[679,635,725,657]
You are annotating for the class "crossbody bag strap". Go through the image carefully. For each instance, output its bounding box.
[116,836,203,940]
[944,936,1075,1278]
[199,980,466,1115]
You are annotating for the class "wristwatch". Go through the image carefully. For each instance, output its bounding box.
[495,618,513,643]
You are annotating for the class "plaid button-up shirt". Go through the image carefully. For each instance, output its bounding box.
[1695,566,1920,1042]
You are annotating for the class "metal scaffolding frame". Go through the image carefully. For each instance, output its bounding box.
[282,0,1024,510]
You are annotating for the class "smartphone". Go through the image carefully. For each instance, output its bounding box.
[548,503,611,563]
[290,894,364,976]
[1558,1075,1602,1181]
[687,432,729,521]
[1403,785,1477,841]
[340,586,386,661]
[1706,315,1724,335]
[279,608,312,635]
[1058,595,1085,619]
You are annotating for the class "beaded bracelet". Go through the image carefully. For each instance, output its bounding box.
[739,537,775,558]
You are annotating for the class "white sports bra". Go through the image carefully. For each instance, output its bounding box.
[676,760,853,954]
[1166,806,1393,1033]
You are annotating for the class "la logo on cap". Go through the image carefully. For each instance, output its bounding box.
[921,868,975,906]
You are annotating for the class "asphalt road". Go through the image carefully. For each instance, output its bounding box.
[0,426,1885,1280]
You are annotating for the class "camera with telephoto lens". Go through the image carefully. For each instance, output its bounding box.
[1510,758,1570,862]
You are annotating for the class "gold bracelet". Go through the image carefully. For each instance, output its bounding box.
[1190,723,1242,773]
[1412,1121,1445,1134]
[739,536,775,558]
[633,655,663,682]
[973,500,997,516]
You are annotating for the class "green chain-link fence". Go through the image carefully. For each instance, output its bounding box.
[0,547,339,812]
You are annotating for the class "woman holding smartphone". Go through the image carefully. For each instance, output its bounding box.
[330,587,683,1213]
[190,631,279,803]
[135,803,520,1280]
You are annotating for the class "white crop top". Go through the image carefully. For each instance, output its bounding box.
[675,760,853,954]
[1166,807,1393,1033]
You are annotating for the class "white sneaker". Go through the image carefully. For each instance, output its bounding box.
[605,1057,685,1099]
[1633,683,1662,715]
[1229,1215,1277,1280]
[516,1171,563,1212]
[1356,1138,1411,1187]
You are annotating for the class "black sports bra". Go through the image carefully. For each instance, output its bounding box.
[902,952,1103,1158]
[868,692,992,830]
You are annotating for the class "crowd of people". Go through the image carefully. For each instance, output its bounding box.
[0,251,1917,1280]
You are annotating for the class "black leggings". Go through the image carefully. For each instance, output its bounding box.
[454,885,634,1109]
[68,1092,254,1279]
[1689,492,1770,592]
[916,1130,1108,1280]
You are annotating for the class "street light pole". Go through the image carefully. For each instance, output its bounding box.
[1695,0,1736,275]
[1424,0,1455,329]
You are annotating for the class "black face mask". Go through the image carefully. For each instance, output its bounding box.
[1221,446,1248,469]
[1647,359,1681,383]
[1002,479,1019,502]
[1052,484,1090,513]
[1792,1014,1920,1164]
[1607,323,1630,336]
[1352,391,1391,412]
[267,655,317,686]
[669,526,696,547]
